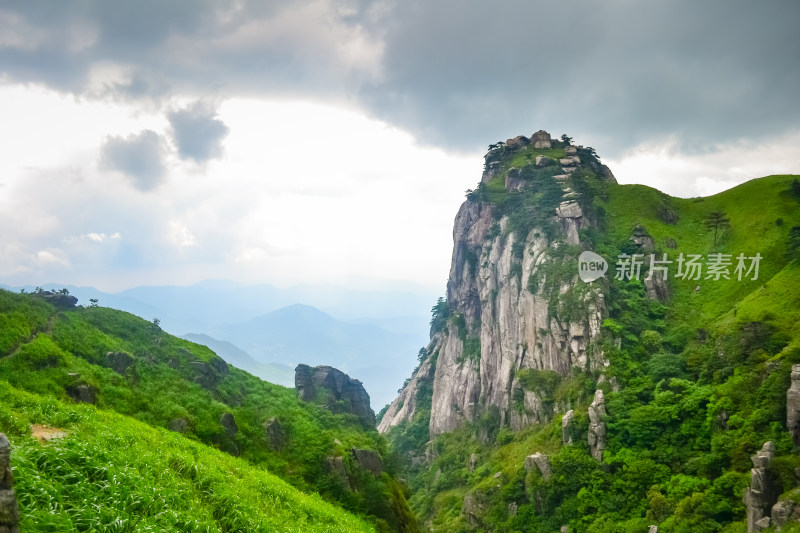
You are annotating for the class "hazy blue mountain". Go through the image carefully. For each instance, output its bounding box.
[181,333,295,387]
[213,304,423,408]
[117,280,438,335]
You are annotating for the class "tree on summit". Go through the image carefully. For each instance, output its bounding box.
[705,211,731,248]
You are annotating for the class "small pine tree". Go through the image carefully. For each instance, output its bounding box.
[705,211,731,248]
[791,178,800,200]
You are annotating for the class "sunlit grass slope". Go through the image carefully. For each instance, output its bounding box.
[0,288,416,532]
[0,382,375,532]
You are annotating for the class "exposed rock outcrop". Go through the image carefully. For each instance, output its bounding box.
[743,441,780,532]
[190,357,229,390]
[104,351,133,375]
[505,135,529,150]
[771,490,800,529]
[630,225,656,253]
[463,492,489,527]
[788,364,800,446]
[524,452,551,480]
[295,364,376,427]
[505,167,524,191]
[562,409,574,445]
[0,434,20,533]
[531,130,552,149]
[325,456,351,489]
[588,390,607,461]
[37,290,78,309]
[262,417,286,450]
[66,383,97,404]
[644,269,671,301]
[351,448,383,475]
[220,412,238,437]
[380,130,614,438]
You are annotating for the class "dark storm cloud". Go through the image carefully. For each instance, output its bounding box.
[168,102,230,163]
[2,0,798,155]
[361,0,800,154]
[99,130,167,191]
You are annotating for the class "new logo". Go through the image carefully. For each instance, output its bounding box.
[578,251,608,282]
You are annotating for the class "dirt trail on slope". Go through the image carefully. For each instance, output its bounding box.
[30,424,69,444]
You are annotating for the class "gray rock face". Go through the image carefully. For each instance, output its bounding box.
[771,492,800,528]
[630,225,656,253]
[644,269,671,301]
[531,130,552,149]
[220,413,238,437]
[190,357,229,390]
[0,434,20,533]
[468,452,478,472]
[482,160,502,183]
[648,526,658,533]
[562,409,574,445]
[588,390,607,461]
[295,364,376,427]
[379,137,611,437]
[535,155,553,167]
[788,364,800,446]
[262,417,286,450]
[462,492,489,527]
[351,448,383,475]
[505,167,524,191]
[38,290,78,309]
[524,452,551,480]
[66,384,97,404]
[377,346,435,433]
[104,351,133,375]
[743,441,780,532]
[505,135,529,150]
[325,456,350,489]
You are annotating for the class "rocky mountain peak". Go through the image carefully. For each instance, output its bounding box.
[380,131,616,438]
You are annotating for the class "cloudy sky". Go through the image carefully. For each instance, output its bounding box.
[1,0,798,293]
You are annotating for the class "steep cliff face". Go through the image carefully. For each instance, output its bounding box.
[379,131,616,437]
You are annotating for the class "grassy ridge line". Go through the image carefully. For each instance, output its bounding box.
[0,381,375,532]
[0,289,382,491]
[599,174,800,327]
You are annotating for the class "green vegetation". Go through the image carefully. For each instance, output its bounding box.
[0,289,417,532]
[387,134,800,532]
[0,383,374,532]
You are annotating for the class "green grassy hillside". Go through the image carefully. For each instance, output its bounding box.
[0,383,374,532]
[386,145,800,532]
[0,289,417,532]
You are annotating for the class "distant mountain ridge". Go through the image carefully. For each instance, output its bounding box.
[0,281,432,408]
[180,332,295,387]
